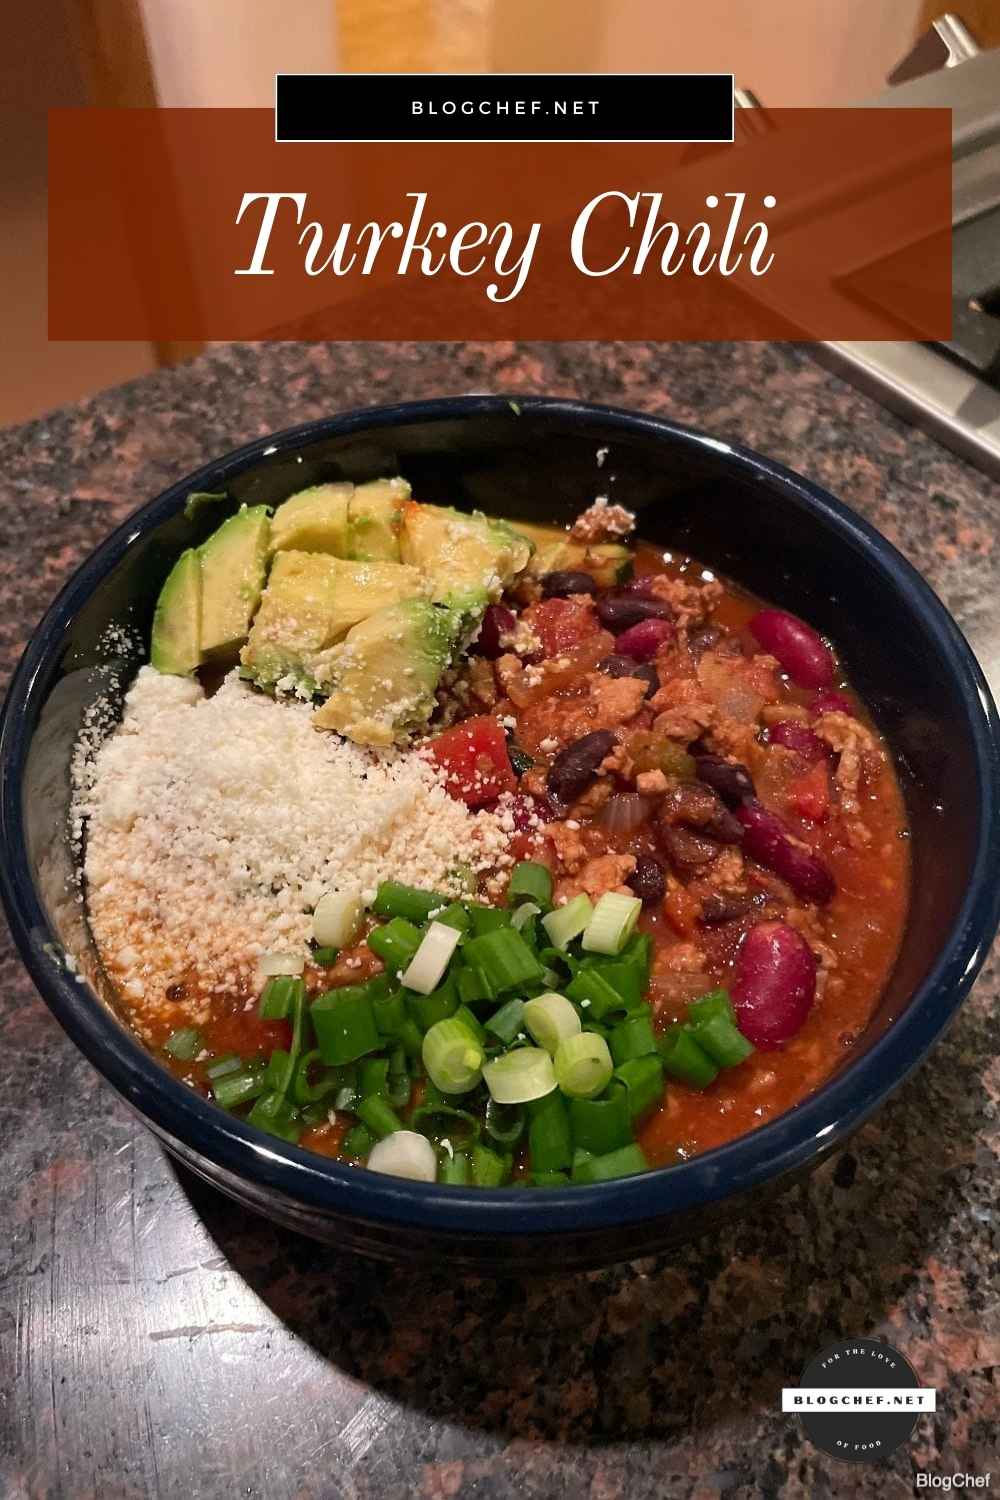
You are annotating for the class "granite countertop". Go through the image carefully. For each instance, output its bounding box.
[2,343,998,1500]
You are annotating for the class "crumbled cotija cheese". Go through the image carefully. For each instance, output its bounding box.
[74,669,511,1029]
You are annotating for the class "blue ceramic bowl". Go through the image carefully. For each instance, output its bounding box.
[3,396,998,1270]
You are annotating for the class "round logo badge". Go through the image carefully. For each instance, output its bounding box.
[784,1338,935,1463]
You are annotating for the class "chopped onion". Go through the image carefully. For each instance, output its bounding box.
[257,951,305,978]
[422,1016,485,1094]
[313,891,364,949]
[598,792,654,835]
[554,1032,614,1098]
[401,920,462,995]
[522,992,581,1056]
[483,1047,557,1104]
[542,893,594,950]
[367,1130,438,1182]
[581,891,643,955]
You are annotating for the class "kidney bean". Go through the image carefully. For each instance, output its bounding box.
[473,603,516,660]
[613,617,675,661]
[659,783,744,847]
[546,729,616,803]
[621,577,660,599]
[541,569,597,599]
[811,688,855,718]
[735,799,836,904]
[731,920,817,1049]
[699,890,754,925]
[507,792,554,831]
[597,593,674,633]
[768,720,833,764]
[694,753,756,807]
[628,855,666,906]
[597,653,639,678]
[748,609,834,690]
[633,663,660,699]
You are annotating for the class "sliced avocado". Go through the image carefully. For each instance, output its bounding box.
[184,489,227,522]
[151,548,202,675]
[199,505,270,659]
[241,552,426,692]
[399,501,533,621]
[587,543,634,587]
[313,600,460,746]
[347,478,409,562]
[270,482,353,556]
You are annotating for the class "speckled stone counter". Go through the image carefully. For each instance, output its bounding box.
[2,343,999,1500]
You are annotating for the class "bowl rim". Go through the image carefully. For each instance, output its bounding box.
[3,392,999,1237]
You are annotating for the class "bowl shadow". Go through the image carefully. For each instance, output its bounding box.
[172,1005,987,1446]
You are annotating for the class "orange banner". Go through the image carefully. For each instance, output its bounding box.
[48,107,951,341]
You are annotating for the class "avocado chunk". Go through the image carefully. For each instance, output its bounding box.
[399,501,533,622]
[313,600,460,746]
[241,551,427,693]
[270,482,353,556]
[199,505,270,659]
[151,548,202,675]
[347,478,409,562]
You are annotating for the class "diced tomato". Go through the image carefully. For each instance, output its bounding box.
[789,761,830,823]
[424,715,518,807]
[662,880,701,937]
[523,597,600,658]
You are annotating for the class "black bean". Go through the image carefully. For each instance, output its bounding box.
[658,825,720,876]
[473,603,516,660]
[628,855,666,906]
[699,890,754,925]
[632,663,660,699]
[546,729,616,803]
[541,570,597,599]
[596,593,673,633]
[694,753,756,807]
[597,654,639,678]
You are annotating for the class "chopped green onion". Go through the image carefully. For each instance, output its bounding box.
[401,921,462,995]
[422,1016,485,1095]
[311,986,381,1066]
[527,1090,572,1173]
[205,1053,241,1080]
[565,968,632,1023]
[508,860,553,909]
[484,997,525,1045]
[385,1048,411,1109]
[267,980,308,1099]
[484,1099,525,1146]
[372,987,408,1037]
[577,958,645,1010]
[568,1086,633,1154]
[553,1032,614,1099]
[511,900,541,932]
[366,917,422,972]
[688,988,734,1025]
[333,1081,359,1112]
[341,1123,374,1157]
[213,1064,267,1110]
[357,1094,404,1139]
[372,880,451,925]
[571,1143,648,1183]
[462,928,544,992]
[441,1149,470,1184]
[247,1090,302,1144]
[408,976,459,1031]
[614,1055,664,1121]
[310,946,340,967]
[482,1046,556,1105]
[164,1027,201,1061]
[396,1017,425,1060]
[468,903,512,936]
[658,1024,719,1089]
[523,992,582,1056]
[542,893,594,950]
[454,1005,487,1046]
[531,1171,570,1187]
[457,966,495,1005]
[471,1143,510,1186]
[299,1101,329,1128]
[359,1057,390,1098]
[410,1088,481,1148]
[367,1129,437,1180]
[436,901,472,937]
[292,1050,352,1106]
[621,931,653,985]
[608,1013,658,1065]
[258,975,299,1020]
[264,1049,291,1091]
[689,1011,754,1068]
[312,891,364,949]
[581,892,642,956]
